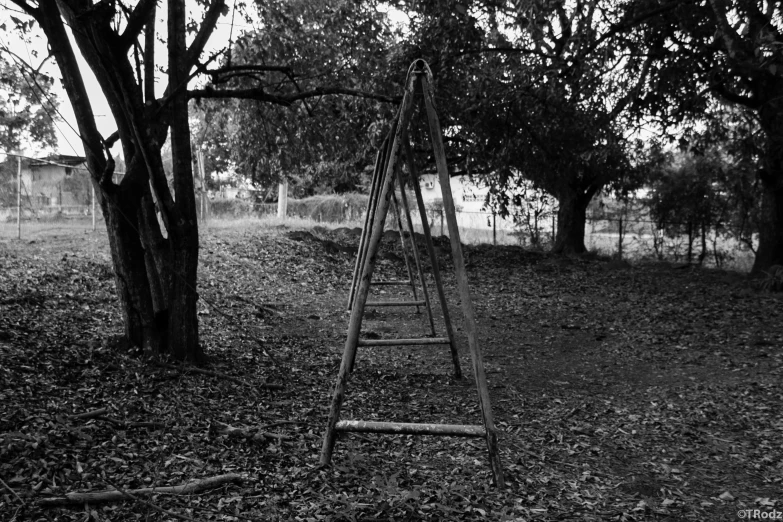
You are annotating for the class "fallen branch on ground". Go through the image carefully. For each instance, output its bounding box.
[102,480,196,522]
[38,474,243,507]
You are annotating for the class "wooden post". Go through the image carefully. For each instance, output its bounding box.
[618,216,623,259]
[320,76,418,467]
[391,191,419,312]
[404,139,461,379]
[492,211,497,246]
[197,149,207,225]
[348,144,383,309]
[92,184,96,231]
[277,180,288,219]
[396,167,436,336]
[16,154,22,240]
[349,132,392,310]
[421,70,504,487]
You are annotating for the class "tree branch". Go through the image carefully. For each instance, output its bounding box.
[708,0,749,58]
[7,0,40,19]
[119,0,157,52]
[188,86,401,106]
[185,0,226,72]
[206,64,294,79]
[711,82,761,109]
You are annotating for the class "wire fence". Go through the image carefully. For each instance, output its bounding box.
[0,190,757,272]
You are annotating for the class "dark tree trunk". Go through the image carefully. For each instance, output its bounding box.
[752,97,783,274]
[36,0,204,361]
[698,223,707,265]
[102,182,165,353]
[752,182,783,273]
[167,0,201,362]
[552,189,591,254]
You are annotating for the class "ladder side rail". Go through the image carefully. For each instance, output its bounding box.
[404,138,462,380]
[320,72,420,467]
[347,142,385,309]
[395,165,437,335]
[390,192,420,312]
[420,70,504,487]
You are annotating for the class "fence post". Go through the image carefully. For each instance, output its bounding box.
[618,216,623,260]
[277,180,288,219]
[92,184,96,231]
[492,211,496,246]
[16,154,21,239]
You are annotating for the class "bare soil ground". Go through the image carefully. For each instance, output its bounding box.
[1,220,781,521]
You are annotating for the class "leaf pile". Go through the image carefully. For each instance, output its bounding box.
[1,225,781,521]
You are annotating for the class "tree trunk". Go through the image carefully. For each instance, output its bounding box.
[698,223,707,265]
[101,184,165,353]
[552,190,590,254]
[753,100,783,274]
[167,0,202,362]
[752,182,783,273]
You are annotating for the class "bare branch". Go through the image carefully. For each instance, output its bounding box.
[711,82,761,109]
[7,0,40,19]
[188,86,401,106]
[206,64,294,78]
[185,0,226,72]
[119,0,157,52]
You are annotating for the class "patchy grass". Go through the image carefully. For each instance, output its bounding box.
[0,220,781,521]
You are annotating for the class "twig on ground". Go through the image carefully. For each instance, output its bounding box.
[258,420,310,430]
[0,476,25,506]
[102,480,197,522]
[70,408,108,420]
[217,424,293,442]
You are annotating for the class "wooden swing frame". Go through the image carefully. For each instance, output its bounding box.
[320,59,504,487]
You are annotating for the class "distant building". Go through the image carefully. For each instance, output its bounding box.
[417,173,516,232]
[21,155,91,215]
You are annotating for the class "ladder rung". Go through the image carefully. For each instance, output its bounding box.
[336,420,486,437]
[366,300,425,307]
[372,280,413,286]
[358,337,449,346]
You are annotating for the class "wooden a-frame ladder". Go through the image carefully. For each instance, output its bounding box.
[320,59,504,486]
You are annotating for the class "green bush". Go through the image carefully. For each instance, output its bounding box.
[210,198,255,218]
[286,194,368,223]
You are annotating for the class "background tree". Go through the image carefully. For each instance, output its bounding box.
[649,149,733,264]
[0,53,59,152]
[196,0,399,196]
[0,51,60,212]
[632,0,783,273]
[387,0,662,254]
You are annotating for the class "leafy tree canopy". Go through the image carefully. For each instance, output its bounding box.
[195,0,401,195]
[0,53,59,152]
